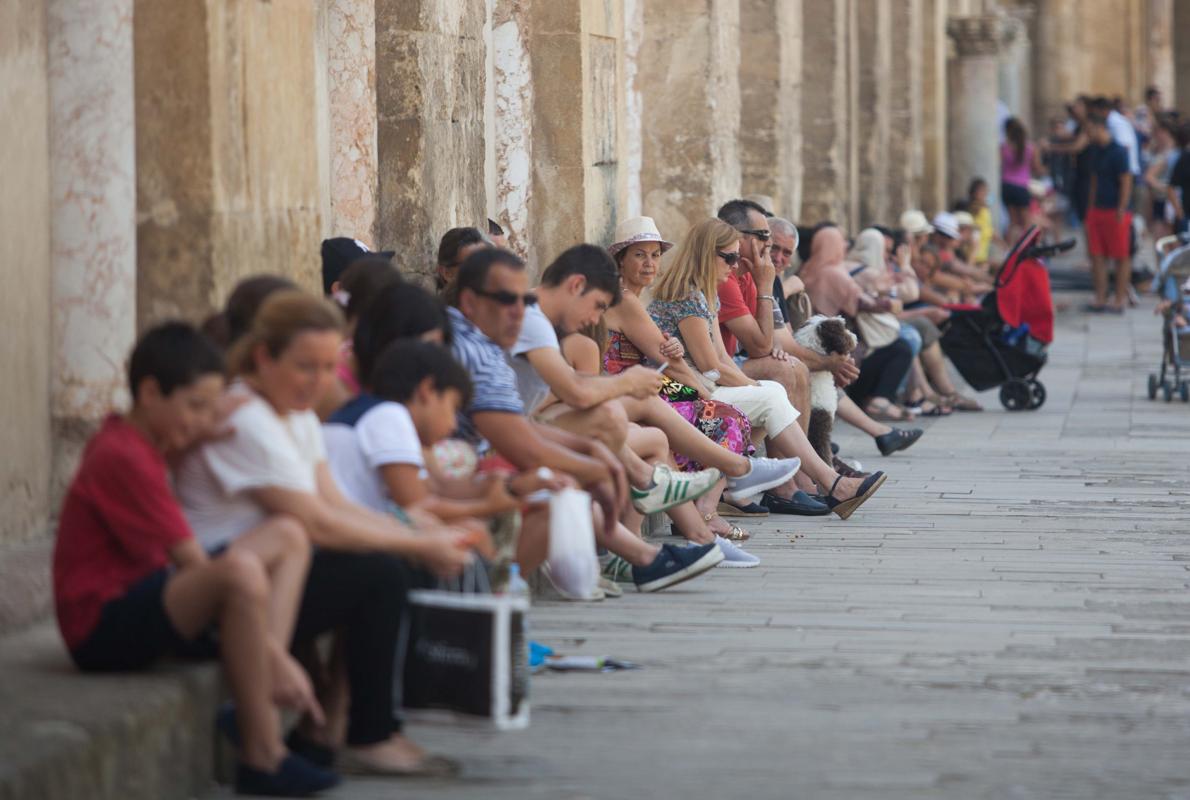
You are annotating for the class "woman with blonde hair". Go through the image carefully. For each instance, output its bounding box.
[649,219,885,520]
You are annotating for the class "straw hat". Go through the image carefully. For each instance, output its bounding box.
[608,216,674,257]
[899,209,933,235]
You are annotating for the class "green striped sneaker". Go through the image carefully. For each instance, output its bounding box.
[629,464,721,515]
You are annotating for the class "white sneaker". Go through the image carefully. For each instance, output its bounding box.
[723,457,800,504]
[630,464,721,514]
[715,536,760,568]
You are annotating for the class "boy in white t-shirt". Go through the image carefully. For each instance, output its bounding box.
[325,340,562,524]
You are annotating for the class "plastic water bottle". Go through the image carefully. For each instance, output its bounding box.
[507,563,530,599]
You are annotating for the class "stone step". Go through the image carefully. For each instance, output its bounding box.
[0,623,220,800]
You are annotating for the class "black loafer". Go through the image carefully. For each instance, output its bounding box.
[717,499,770,517]
[760,490,831,516]
[875,428,924,456]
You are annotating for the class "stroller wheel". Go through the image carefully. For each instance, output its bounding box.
[1026,380,1047,410]
[1164,382,1175,402]
[1000,379,1032,411]
[1149,373,1159,400]
[1181,382,1189,403]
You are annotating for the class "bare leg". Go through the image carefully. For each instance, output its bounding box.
[621,424,671,534]
[164,553,285,771]
[919,342,959,397]
[618,394,750,477]
[1090,252,1108,306]
[226,515,310,647]
[767,422,866,500]
[835,393,892,438]
[545,402,654,486]
[741,356,811,433]
[1113,256,1132,308]
[516,507,551,572]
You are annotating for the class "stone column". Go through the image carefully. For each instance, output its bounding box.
[621,0,644,220]
[489,0,533,259]
[376,0,487,282]
[324,0,379,244]
[1,0,52,542]
[1173,0,1190,111]
[47,0,138,499]
[1145,0,1173,102]
[887,0,923,216]
[799,0,853,226]
[919,0,946,213]
[997,8,1033,129]
[738,0,802,219]
[1033,0,1080,126]
[947,16,1005,214]
[638,0,740,241]
[135,0,328,323]
[855,0,891,228]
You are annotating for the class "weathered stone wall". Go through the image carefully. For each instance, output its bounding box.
[376,0,487,282]
[856,0,891,228]
[800,0,854,226]
[0,0,53,544]
[135,0,326,325]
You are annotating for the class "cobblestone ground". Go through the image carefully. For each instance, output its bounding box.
[306,295,1190,800]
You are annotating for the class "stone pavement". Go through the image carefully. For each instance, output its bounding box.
[243,294,1190,799]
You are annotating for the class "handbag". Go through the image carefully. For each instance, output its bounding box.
[855,310,901,348]
[400,562,530,730]
[543,488,599,599]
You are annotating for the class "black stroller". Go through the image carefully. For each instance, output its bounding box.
[939,225,1075,411]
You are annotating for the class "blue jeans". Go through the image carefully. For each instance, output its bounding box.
[896,323,922,396]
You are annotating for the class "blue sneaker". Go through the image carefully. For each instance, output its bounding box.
[632,542,724,593]
[235,753,340,797]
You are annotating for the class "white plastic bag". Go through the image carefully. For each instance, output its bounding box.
[545,488,599,599]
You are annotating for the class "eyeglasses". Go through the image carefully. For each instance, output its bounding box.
[472,288,538,307]
[717,251,741,266]
[736,228,771,242]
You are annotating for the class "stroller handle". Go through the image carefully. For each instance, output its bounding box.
[1021,239,1076,261]
[1156,233,1190,256]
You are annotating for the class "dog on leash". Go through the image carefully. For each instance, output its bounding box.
[793,315,858,462]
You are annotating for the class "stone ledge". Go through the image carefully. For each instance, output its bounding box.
[0,624,220,800]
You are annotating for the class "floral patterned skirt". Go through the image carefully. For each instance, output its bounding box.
[666,397,754,472]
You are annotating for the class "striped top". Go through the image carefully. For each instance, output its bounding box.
[447,306,525,451]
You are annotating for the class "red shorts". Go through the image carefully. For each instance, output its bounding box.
[1086,207,1131,260]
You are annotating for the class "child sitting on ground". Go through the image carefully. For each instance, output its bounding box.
[52,322,337,797]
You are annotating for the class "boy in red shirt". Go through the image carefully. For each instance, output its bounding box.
[52,322,338,797]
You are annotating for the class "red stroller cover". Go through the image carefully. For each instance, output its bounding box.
[996,227,1054,344]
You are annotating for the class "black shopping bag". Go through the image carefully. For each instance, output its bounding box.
[399,573,530,730]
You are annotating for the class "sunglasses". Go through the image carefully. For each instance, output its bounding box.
[472,288,538,307]
[737,228,771,242]
[717,251,741,266]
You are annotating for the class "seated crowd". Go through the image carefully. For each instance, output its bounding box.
[52,199,993,796]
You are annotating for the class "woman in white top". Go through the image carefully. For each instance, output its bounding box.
[176,290,473,776]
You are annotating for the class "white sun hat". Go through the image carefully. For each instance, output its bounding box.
[930,212,961,240]
[899,209,934,235]
[608,216,674,257]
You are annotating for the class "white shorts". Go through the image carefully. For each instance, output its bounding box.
[711,380,799,439]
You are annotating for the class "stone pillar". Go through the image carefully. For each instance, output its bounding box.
[524,0,624,270]
[855,0,891,228]
[919,0,946,213]
[998,8,1033,130]
[1033,0,1081,125]
[47,0,138,499]
[325,0,379,244]
[638,0,740,241]
[947,16,1005,215]
[135,0,328,323]
[621,0,644,220]
[799,0,853,226]
[1145,0,1174,102]
[738,0,802,219]
[887,0,923,216]
[376,0,487,282]
[489,0,533,259]
[1174,0,1190,112]
[1,0,52,542]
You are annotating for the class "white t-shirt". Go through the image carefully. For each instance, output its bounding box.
[175,387,326,551]
[323,400,424,512]
[1107,109,1141,175]
[508,303,560,414]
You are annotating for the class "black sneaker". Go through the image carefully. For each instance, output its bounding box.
[875,428,923,456]
[760,490,831,516]
[235,754,340,797]
[632,543,724,593]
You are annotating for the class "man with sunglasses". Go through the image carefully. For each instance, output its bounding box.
[715,199,828,517]
[448,248,724,593]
